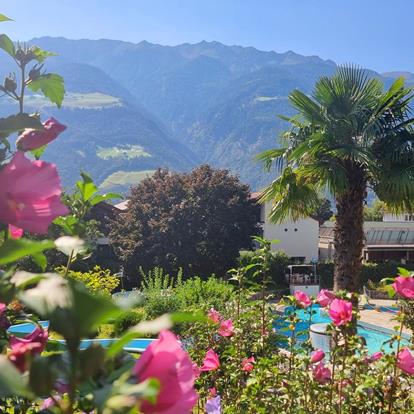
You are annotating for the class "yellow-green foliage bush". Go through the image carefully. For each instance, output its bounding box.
[113,308,147,336]
[56,265,120,296]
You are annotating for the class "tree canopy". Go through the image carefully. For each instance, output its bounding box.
[110,165,260,286]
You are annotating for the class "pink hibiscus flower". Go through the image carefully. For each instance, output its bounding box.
[133,330,197,414]
[312,361,332,384]
[241,356,255,372]
[392,276,414,299]
[328,299,353,326]
[9,326,48,352]
[310,349,325,364]
[17,117,66,151]
[201,349,220,372]
[218,319,234,337]
[0,152,68,233]
[397,348,414,375]
[208,308,221,324]
[294,291,312,308]
[317,289,336,307]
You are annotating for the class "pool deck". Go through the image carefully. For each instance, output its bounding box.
[361,299,411,335]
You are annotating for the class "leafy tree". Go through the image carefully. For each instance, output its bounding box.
[310,197,334,225]
[258,66,414,292]
[110,165,259,287]
[363,199,387,221]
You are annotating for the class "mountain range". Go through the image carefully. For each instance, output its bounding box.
[0,37,412,193]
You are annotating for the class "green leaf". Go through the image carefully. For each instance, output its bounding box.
[31,46,56,63]
[0,356,30,397]
[0,113,43,136]
[31,252,47,271]
[397,267,413,277]
[78,344,106,379]
[113,378,159,401]
[0,14,12,22]
[27,73,65,108]
[106,314,174,358]
[90,192,121,206]
[53,215,79,235]
[0,34,15,58]
[29,356,54,395]
[101,378,160,413]
[20,277,122,350]
[170,311,207,324]
[30,144,47,160]
[106,331,141,358]
[384,284,396,298]
[77,172,98,201]
[0,239,54,265]
[107,313,204,359]
[11,271,46,289]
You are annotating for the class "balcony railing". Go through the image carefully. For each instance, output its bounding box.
[286,274,320,286]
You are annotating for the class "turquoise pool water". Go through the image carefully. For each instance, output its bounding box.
[8,321,153,353]
[274,305,409,354]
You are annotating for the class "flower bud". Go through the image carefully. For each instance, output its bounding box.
[15,46,36,66]
[28,64,43,82]
[3,75,17,93]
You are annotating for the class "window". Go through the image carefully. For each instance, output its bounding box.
[290,256,306,264]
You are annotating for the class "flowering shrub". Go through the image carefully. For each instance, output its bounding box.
[179,279,414,413]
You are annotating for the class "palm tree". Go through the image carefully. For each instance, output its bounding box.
[258,66,414,292]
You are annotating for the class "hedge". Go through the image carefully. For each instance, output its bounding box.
[318,261,414,290]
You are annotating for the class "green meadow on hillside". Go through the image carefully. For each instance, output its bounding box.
[99,170,155,193]
[26,92,122,109]
[96,145,151,160]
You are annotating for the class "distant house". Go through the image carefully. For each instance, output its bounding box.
[89,201,127,245]
[251,193,319,263]
[319,220,414,263]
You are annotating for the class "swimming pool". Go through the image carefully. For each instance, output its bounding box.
[362,304,399,314]
[7,321,154,353]
[274,305,410,353]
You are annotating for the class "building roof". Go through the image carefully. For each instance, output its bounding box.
[320,223,414,248]
[114,200,129,211]
[250,191,262,201]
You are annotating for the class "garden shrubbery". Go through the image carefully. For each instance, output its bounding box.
[319,261,414,290]
[239,248,290,289]
[113,308,147,336]
[139,267,237,318]
[56,265,120,296]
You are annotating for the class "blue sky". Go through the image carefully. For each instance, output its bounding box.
[2,0,414,73]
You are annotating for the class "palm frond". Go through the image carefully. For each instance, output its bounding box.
[260,167,321,223]
[256,147,287,172]
[373,163,414,213]
[289,90,325,124]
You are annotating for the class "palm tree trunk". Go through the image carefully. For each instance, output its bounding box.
[333,165,366,292]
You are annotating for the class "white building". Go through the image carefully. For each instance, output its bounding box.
[255,195,320,263]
